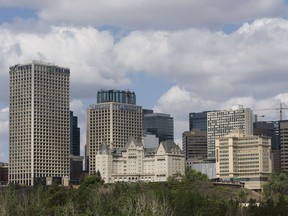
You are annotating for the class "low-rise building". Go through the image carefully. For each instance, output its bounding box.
[0,162,8,185]
[186,158,216,179]
[96,137,185,183]
[215,130,272,191]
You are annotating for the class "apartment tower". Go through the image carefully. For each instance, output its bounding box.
[207,105,253,159]
[87,90,142,174]
[9,61,70,186]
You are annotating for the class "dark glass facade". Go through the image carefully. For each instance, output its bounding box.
[97,89,136,105]
[253,121,279,150]
[182,129,207,160]
[189,111,210,131]
[143,112,174,143]
[70,111,80,156]
[254,121,280,172]
[0,163,8,185]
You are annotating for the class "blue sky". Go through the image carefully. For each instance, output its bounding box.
[0,7,37,23]
[1,0,288,162]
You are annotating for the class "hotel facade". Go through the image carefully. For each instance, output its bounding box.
[96,137,185,183]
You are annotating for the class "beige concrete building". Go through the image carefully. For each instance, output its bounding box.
[207,105,253,159]
[9,61,70,186]
[96,137,185,183]
[215,130,272,191]
[87,102,142,174]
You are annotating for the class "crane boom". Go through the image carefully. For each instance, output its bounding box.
[254,103,288,121]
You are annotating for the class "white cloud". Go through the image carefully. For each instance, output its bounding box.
[1,18,288,102]
[154,86,288,145]
[0,0,286,29]
[2,17,288,159]
[0,108,9,162]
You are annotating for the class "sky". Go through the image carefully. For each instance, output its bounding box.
[1,0,288,162]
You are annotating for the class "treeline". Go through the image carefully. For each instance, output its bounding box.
[1,171,288,215]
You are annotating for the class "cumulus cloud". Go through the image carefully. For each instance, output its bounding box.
[2,17,288,159]
[154,86,288,148]
[0,25,132,101]
[0,0,287,29]
[1,18,288,103]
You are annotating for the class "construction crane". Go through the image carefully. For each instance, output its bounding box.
[255,103,288,121]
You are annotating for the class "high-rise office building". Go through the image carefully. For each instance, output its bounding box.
[69,111,83,183]
[182,129,207,160]
[87,90,142,174]
[254,121,279,150]
[279,120,288,172]
[70,111,80,156]
[97,89,136,105]
[215,130,271,191]
[189,111,211,131]
[143,112,174,143]
[207,105,253,159]
[254,121,280,172]
[9,61,70,186]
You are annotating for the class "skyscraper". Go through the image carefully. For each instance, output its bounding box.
[69,111,83,183]
[70,111,80,156]
[143,112,174,143]
[189,111,210,131]
[254,121,280,172]
[87,90,142,174]
[9,61,70,186]
[182,129,207,160]
[207,105,253,159]
[279,120,288,172]
[97,89,136,105]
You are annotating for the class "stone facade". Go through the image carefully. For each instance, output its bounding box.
[96,137,185,183]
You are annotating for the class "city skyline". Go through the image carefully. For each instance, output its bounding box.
[2,1,288,162]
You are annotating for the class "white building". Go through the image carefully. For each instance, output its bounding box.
[9,61,70,186]
[207,105,253,159]
[96,137,185,183]
[215,130,272,191]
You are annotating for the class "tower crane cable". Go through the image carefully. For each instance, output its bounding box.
[254,103,288,121]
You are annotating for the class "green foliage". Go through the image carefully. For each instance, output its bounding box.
[237,188,248,203]
[263,172,288,202]
[1,176,288,215]
[80,173,104,189]
[184,167,209,182]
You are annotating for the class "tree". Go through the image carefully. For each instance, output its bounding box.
[80,173,104,189]
[184,167,209,182]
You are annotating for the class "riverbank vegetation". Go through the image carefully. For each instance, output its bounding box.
[1,170,288,215]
